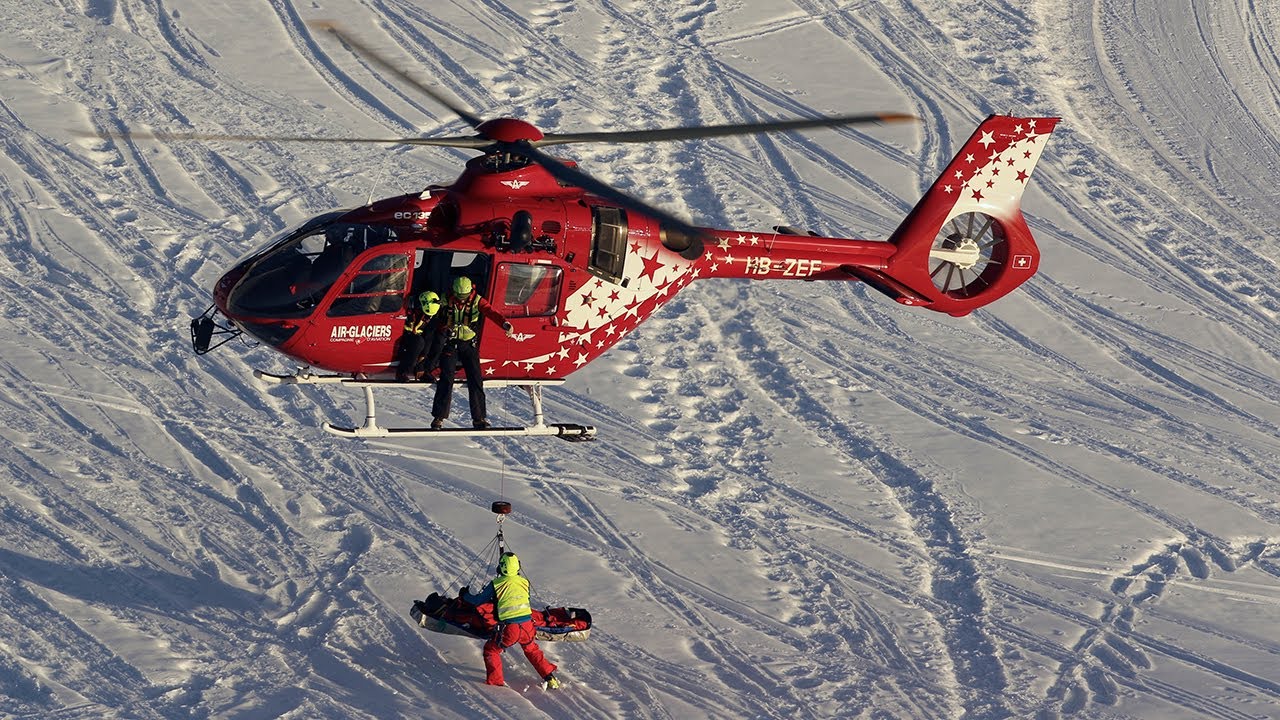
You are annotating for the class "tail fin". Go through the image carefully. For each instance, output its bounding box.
[869,115,1059,316]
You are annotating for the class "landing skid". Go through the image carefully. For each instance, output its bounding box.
[253,370,596,442]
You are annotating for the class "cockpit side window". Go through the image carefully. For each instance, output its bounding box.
[225,221,400,319]
[327,253,409,317]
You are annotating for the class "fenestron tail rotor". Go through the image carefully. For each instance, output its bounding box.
[928,212,1005,297]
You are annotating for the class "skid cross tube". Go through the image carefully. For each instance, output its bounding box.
[253,370,596,440]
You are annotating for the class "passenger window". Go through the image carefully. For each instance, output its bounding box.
[496,263,562,318]
[588,206,628,284]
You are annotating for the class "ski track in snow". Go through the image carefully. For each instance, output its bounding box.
[1,0,1279,718]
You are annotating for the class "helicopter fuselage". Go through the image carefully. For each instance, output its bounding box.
[215,157,898,380]
[214,114,1057,383]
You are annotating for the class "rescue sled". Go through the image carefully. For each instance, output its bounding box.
[410,500,591,642]
[410,591,592,643]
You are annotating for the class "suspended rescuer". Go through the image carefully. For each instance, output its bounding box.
[431,276,513,429]
[396,290,444,382]
[460,551,561,688]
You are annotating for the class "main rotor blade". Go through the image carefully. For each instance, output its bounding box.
[80,129,495,149]
[511,143,708,244]
[534,112,917,146]
[308,20,485,129]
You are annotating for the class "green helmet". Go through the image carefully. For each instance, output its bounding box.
[452,276,473,297]
[418,290,441,316]
[497,551,520,576]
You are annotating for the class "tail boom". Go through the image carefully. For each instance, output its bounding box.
[687,115,1058,316]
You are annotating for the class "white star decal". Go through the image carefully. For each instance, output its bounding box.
[979,131,995,148]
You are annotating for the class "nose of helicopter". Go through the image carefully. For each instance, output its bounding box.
[210,257,306,351]
[212,263,243,315]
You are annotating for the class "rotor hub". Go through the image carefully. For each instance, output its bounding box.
[931,235,982,270]
[476,118,544,143]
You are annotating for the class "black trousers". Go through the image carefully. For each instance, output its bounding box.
[397,332,444,379]
[432,340,486,422]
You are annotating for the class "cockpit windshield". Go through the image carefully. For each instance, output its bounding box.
[226,220,399,319]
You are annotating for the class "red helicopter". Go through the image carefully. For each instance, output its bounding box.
[164,24,1059,441]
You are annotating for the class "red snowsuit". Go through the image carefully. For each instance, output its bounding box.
[484,621,556,686]
[464,570,556,686]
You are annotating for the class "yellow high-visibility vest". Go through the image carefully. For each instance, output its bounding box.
[492,574,532,622]
[447,294,481,341]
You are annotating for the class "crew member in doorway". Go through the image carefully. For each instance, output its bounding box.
[431,276,513,429]
[396,290,444,382]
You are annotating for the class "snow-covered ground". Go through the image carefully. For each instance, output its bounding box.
[2,1,1278,718]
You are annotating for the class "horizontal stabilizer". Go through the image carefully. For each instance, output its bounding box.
[841,265,930,306]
